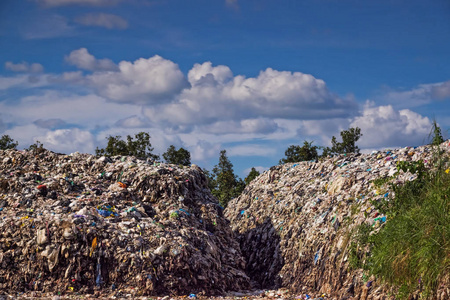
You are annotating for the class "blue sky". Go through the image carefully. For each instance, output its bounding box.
[1,0,449,176]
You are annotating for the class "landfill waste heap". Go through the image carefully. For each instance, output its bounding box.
[225,141,450,299]
[0,148,249,297]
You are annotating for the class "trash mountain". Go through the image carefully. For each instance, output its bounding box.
[0,149,249,297]
[225,142,450,299]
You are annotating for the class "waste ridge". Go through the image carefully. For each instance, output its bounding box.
[0,149,249,297]
[225,141,450,299]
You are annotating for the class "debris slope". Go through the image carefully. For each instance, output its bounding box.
[225,142,450,299]
[0,149,249,297]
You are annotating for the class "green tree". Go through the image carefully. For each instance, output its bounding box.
[95,132,159,160]
[244,167,260,185]
[279,141,319,164]
[162,145,191,166]
[0,134,18,150]
[323,127,363,156]
[210,150,244,208]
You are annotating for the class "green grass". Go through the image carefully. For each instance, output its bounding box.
[361,154,450,298]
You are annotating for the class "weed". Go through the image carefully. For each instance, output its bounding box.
[367,157,450,298]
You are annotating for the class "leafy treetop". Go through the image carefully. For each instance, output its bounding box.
[244,167,260,185]
[323,127,363,156]
[279,141,319,164]
[95,132,159,160]
[162,145,191,166]
[209,150,245,208]
[0,134,18,150]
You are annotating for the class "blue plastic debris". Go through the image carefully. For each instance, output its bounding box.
[314,250,320,264]
[95,262,102,287]
[179,208,190,216]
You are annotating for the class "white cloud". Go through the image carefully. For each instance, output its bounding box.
[301,118,351,146]
[87,55,188,104]
[0,90,142,128]
[65,48,118,71]
[3,124,44,148]
[36,0,120,7]
[189,140,222,162]
[144,62,357,132]
[350,103,432,148]
[75,13,128,29]
[36,128,96,154]
[5,61,44,73]
[188,62,233,85]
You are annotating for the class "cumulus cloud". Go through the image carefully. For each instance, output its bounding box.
[351,103,432,148]
[190,140,222,162]
[65,48,118,71]
[36,128,96,154]
[75,13,128,29]
[5,61,44,73]
[143,62,357,132]
[36,0,120,7]
[300,118,351,146]
[87,55,188,104]
[0,90,142,129]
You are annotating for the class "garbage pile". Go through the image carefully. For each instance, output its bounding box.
[0,149,249,297]
[225,142,450,299]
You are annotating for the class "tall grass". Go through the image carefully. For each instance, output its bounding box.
[367,148,450,298]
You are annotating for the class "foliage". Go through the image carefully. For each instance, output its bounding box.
[368,166,450,298]
[279,141,319,164]
[244,167,260,185]
[371,176,394,188]
[348,223,373,270]
[430,119,444,146]
[209,150,245,208]
[0,134,18,150]
[322,127,363,156]
[95,132,159,160]
[352,151,450,298]
[27,140,45,152]
[162,145,191,166]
